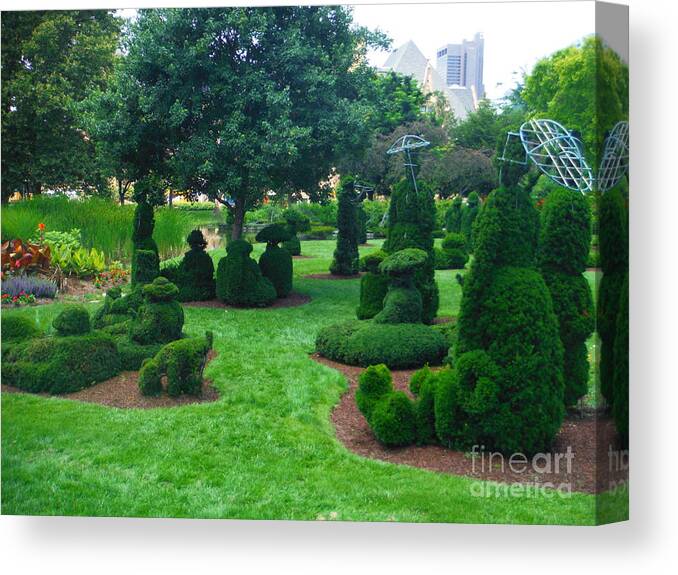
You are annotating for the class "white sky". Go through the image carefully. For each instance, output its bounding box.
[351,0,595,101]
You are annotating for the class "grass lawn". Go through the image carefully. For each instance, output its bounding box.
[1,240,626,524]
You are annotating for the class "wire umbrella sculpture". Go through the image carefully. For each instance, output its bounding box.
[386,134,431,195]
[499,118,629,194]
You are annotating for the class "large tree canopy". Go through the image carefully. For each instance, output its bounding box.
[1,10,121,202]
[114,7,386,237]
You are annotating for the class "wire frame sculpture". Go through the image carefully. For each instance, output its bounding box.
[386,134,431,195]
[500,118,629,194]
[353,182,374,203]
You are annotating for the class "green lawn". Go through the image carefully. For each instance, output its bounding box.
[1,240,626,524]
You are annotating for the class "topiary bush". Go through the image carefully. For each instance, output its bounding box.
[330,176,360,276]
[171,229,216,302]
[460,192,481,250]
[612,274,629,447]
[216,239,277,307]
[131,201,160,286]
[257,224,293,298]
[3,332,120,394]
[92,286,130,329]
[132,249,160,287]
[282,208,311,256]
[445,196,463,233]
[1,314,41,342]
[356,274,389,321]
[369,391,418,447]
[129,277,184,345]
[383,178,438,323]
[355,364,393,420]
[138,332,213,397]
[316,321,448,370]
[435,232,468,270]
[539,188,595,406]
[414,369,437,445]
[374,248,428,325]
[357,204,368,245]
[52,305,91,336]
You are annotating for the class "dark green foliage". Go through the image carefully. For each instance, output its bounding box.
[93,286,129,329]
[114,336,163,371]
[138,333,212,397]
[539,189,594,406]
[132,202,157,248]
[131,201,160,286]
[129,277,184,345]
[613,274,629,447]
[383,178,439,323]
[359,250,388,273]
[435,233,469,270]
[460,192,480,250]
[256,223,292,246]
[409,365,432,396]
[282,235,301,256]
[598,186,628,405]
[259,244,293,298]
[215,240,277,307]
[330,177,360,276]
[1,314,40,342]
[132,249,160,287]
[379,248,428,277]
[282,209,311,236]
[445,196,463,233]
[52,305,91,336]
[166,229,216,302]
[374,286,422,324]
[369,391,418,447]
[3,333,120,394]
[316,321,448,370]
[357,204,368,244]
[414,371,437,444]
[355,364,393,420]
[356,272,390,320]
[433,368,464,447]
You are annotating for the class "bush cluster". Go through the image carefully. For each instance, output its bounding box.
[613,274,629,447]
[216,239,277,307]
[257,224,293,298]
[330,176,360,276]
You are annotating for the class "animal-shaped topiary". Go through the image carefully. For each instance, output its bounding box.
[173,229,216,301]
[356,250,390,320]
[215,239,277,307]
[282,209,311,256]
[92,286,131,329]
[374,248,428,324]
[129,277,184,345]
[256,223,293,298]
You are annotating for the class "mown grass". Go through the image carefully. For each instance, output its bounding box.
[1,239,627,524]
[1,196,192,261]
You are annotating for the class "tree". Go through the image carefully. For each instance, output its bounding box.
[117,7,386,239]
[368,71,428,135]
[422,146,496,198]
[450,100,502,156]
[1,11,121,201]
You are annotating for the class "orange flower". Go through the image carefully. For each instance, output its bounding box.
[38,223,46,231]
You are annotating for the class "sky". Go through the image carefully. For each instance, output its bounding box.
[351,0,595,101]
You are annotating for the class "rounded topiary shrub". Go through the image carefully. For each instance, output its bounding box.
[409,364,432,396]
[356,250,389,320]
[374,248,428,325]
[175,229,216,302]
[356,363,393,420]
[257,224,293,298]
[138,357,162,396]
[93,286,130,329]
[330,176,360,276]
[436,233,468,270]
[129,277,184,345]
[370,391,417,447]
[216,239,277,307]
[1,314,41,342]
[53,305,91,336]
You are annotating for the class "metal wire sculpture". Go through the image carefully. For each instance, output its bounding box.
[353,182,374,203]
[499,119,628,194]
[386,134,431,195]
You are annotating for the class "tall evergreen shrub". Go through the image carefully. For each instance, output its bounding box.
[330,176,360,275]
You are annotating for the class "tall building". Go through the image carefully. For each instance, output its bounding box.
[379,39,479,120]
[436,33,485,100]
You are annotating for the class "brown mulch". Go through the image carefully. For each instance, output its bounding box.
[293,255,315,260]
[432,315,455,325]
[313,354,628,494]
[586,267,602,273]
[2,351,220,409]
[304,272,364,280]
[183,291,311,309]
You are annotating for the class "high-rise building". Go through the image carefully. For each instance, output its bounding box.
[436,33,485,99]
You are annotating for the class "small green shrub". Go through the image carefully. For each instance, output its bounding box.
[434,368,464,447]
[409,365,432,396]
[373,285,422,324]
[138,358,163,396]
[167,229,216,302]
[114,336,163,371]
[257,224,293,298]
[129,277,184,345]
[282,209,310,255]
[355,364,393,420]
[1,314,41,342]
[216,239,277,307]
[414,372,437,444]
[52,305,91,336]
[282,235,301,256]
[460,192,480,250]
[370,391,417,447]
[445,196,463,233]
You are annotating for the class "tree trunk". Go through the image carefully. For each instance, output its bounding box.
[118,181,125,205]
[231,196,246,240]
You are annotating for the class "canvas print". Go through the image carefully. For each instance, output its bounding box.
[1,1,628,525]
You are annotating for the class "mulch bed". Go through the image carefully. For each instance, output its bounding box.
[313,354,628,494]
[183,291,311,309]
[304,272,364,280]
[2,351,220,409]
[293,255,315,260]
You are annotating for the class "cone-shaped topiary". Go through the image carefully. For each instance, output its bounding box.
[539,188,595,406]
[330,176,360,275]
[129,277,184,345]
[374,248,428,324]
[53,305,91,336]
[460,192,481,250]
[445,196,463,233]
[383,178,439,323]
[257,224,293,298]
[356,250,390,320]
[216,239,277,307]
[444,184,564,455]
[597,185,628,405]
[612,273,629,447]
[435,232,469,270]
[282,208,310,256]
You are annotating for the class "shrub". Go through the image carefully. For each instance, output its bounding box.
[114,336,163,371]
[257,224,293,298]
[215,239,276,307]
[359,250,387,273]
[316,321,448,370]
[357,204,368,245]
[374,248,427,325]
[330,176,360,275]
[356,364,393,420]
[1,314,41,342]
[370,391,417,447]
[3,332,120,394]
[460,192,480,250]
[167,229,216,302]
[1,276,58,299]
[433,368,464,447]
[435,233,468,270]
[52,305,91,336]
[138,358,163,396]
[131,201,160,286]
[129,277,184,345]
[414,371,437,444]
[282,235,301,256]
[445,196,463,233]
[409,364,432,396]
[282,209,311,255]
[613,274,629,447]
[356,272,389,320]
[131,249,159,287]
